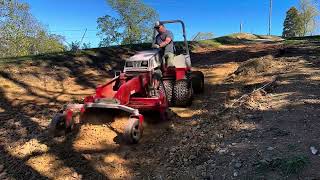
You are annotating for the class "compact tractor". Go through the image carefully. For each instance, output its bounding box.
[49,20,204,143]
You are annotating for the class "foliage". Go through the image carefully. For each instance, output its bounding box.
[69,41,81,51]
[97,0,158,47]
[298,0,319,36]
[256,155,309,176]
[282,7,303,37]
[0,0,65,58]
[68,41,92,51]
[282,1,319,37]
[82,42,91,49]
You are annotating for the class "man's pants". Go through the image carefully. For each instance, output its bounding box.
[163,52,175,67]
[154,52,175,80]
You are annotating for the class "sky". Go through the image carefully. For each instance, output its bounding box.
[23,0,303,47]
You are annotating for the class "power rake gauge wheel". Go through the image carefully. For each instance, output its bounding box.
[49,113,67,136]
[49,113,76,136]
[124,117,143,144]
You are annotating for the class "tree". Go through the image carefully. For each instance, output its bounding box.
[97,0,158,46]
[282,7,303,37]
[298,0,319,36]
[0,0,65,57]
[32,32,66,54]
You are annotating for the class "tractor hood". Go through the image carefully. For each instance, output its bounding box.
[127,49,159,61]
[124,49,160,72]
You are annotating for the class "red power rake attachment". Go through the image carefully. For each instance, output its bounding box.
[49,20,204,144]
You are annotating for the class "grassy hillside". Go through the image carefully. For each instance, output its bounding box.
[287,35,320,41]
[188,33,284,47]
[284,35,320,45]
[0,32,288,67]
[215,33,284,44]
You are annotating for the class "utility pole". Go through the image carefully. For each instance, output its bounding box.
[268,0,272,35]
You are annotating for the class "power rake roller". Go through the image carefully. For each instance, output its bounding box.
[49,20,204,143]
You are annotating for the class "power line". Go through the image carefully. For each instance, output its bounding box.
[49,29,99,33]
[63,36,99,38]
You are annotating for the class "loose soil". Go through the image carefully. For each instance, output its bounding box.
[0,40,319,179]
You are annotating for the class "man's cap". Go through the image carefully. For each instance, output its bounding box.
[154,21,164,28]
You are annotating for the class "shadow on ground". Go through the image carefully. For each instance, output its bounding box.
[0,41,319,179]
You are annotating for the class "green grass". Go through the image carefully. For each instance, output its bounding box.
[287,35,320,41]
[190,39,222,49]
[198,39,222,46]
[189,33,284,49]
[256,155,309,176]
[0,55,38,67]
[283,40,306,46]
[287,144,299,150]
[215,33,258,44]
[283,35,320,46]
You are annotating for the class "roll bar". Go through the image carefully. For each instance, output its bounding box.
[152,20,190,56]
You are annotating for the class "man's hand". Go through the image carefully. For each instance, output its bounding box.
[159,37,172,48]
[152,44,160,49]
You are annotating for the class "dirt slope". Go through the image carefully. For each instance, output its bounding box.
[0,40,320,179]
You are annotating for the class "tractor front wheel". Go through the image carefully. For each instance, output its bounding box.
[124,117,143,144]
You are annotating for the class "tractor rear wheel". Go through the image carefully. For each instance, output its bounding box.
[124,117,143,144]
[173,79,193,107]
[191,71,204,94]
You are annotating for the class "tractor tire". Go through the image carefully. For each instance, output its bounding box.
[49,113,66,137]
[173,79,193,107]
[162,80,174,106]
[124,117,143,144]
[191,71,204,94]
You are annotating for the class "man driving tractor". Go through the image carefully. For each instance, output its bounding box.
[151,22,175,94]
[152,22,175,67]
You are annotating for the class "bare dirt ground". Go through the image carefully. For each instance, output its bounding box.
[0,40,319,179]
